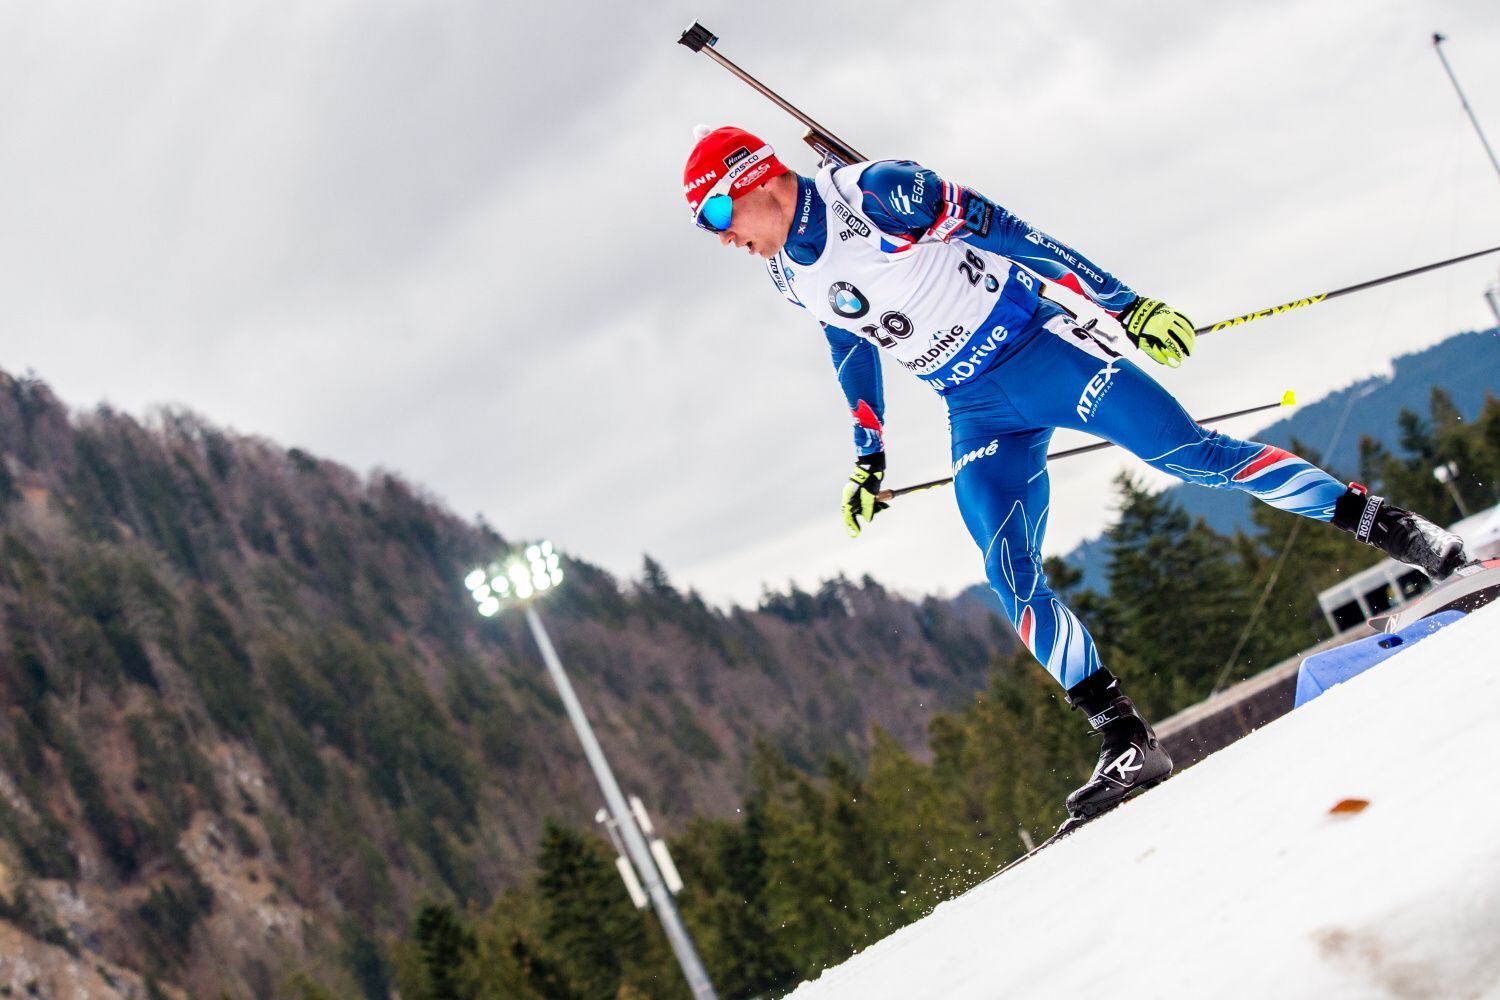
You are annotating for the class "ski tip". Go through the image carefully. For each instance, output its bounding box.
[1281,389,1297,407]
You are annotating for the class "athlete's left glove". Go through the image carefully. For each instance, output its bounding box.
[842,452,888,538]
[1121,297,1195,368]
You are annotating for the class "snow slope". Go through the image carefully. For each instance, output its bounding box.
[787,605,1500,1000]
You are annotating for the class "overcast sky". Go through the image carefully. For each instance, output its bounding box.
[2,1,1498,608]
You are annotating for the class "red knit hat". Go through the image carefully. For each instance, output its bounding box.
[682,125,789,221]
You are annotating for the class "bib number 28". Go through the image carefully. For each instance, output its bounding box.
[958,249,1003,293]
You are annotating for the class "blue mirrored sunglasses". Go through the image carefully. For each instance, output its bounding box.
[695,193,733,233]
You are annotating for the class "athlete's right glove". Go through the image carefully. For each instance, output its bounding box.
[841,451,888,538]
[1121,297,1196,368]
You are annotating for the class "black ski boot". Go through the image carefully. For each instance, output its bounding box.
[1332,483,1467,581]
[1058,668,1173,836]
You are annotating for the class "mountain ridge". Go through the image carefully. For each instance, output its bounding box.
[0,370,1014,995]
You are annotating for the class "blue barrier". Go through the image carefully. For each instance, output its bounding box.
[1294,610,1468,708]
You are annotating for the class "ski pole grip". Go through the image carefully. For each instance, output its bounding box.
[679,22,717,52]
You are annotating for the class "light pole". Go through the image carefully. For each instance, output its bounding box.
[1430,35,1500,335]
[465,543,718,1000]
[1433,462,1470,519]
[1432,33,1500,185]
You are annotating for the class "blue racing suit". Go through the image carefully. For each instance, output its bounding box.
[778,161,1348,690]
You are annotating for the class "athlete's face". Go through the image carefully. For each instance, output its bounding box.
[715,185,789,259]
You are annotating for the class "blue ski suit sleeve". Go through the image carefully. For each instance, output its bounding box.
[824,322,885,455]
[857,160,1138,314]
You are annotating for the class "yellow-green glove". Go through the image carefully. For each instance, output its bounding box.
[1122,297,1195,367]
[842,452,888,538]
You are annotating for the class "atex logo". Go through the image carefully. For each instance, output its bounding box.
[890,184,913,216]
[1075,359,1121,422]
[828,281,869,319]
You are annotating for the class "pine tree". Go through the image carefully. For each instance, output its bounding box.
[670,805,798,998]
[411,902,475,1000]
[1227,489,1381,680]
[1100,475,1254,715]
[948,651,1084,851]
[534,821,652,1000]
[861,728,982,914]
[456,891,579,1000]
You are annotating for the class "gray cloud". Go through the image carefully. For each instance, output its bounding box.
[1,0,1497,608]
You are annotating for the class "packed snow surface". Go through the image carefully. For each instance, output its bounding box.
[786,605,1500,1000]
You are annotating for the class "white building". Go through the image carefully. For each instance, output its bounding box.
[1316,500,1500,635]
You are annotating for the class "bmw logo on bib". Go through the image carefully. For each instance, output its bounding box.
[829,281,869,319]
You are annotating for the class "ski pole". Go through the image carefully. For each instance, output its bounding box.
[1197,245,1500,335]
[876,391,1297,503]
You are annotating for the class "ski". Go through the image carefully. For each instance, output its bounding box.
[975,780,1165,885]
[1369,557,1500,633]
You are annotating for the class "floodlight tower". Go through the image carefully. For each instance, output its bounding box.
[1432,33,1500,185]
[464,543,717,1000]
[1433,462,1470,519]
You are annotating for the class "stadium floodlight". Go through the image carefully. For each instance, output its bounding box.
[464,541,567,617]
[460,542,716,999]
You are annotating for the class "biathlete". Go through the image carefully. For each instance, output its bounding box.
[681,125,1468,831]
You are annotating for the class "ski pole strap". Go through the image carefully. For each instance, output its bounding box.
[1355,493,1384,544]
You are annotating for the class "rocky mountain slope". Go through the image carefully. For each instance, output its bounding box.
[0,371,1014,995]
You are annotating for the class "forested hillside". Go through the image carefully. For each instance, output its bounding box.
[397,387,1500,1000]
[2,362,1495,998]
[0,371,1012,996]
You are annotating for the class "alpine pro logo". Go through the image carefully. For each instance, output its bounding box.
[828,281,869,319]
[1075,359,1121,423]
[1024,229,1105,284]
